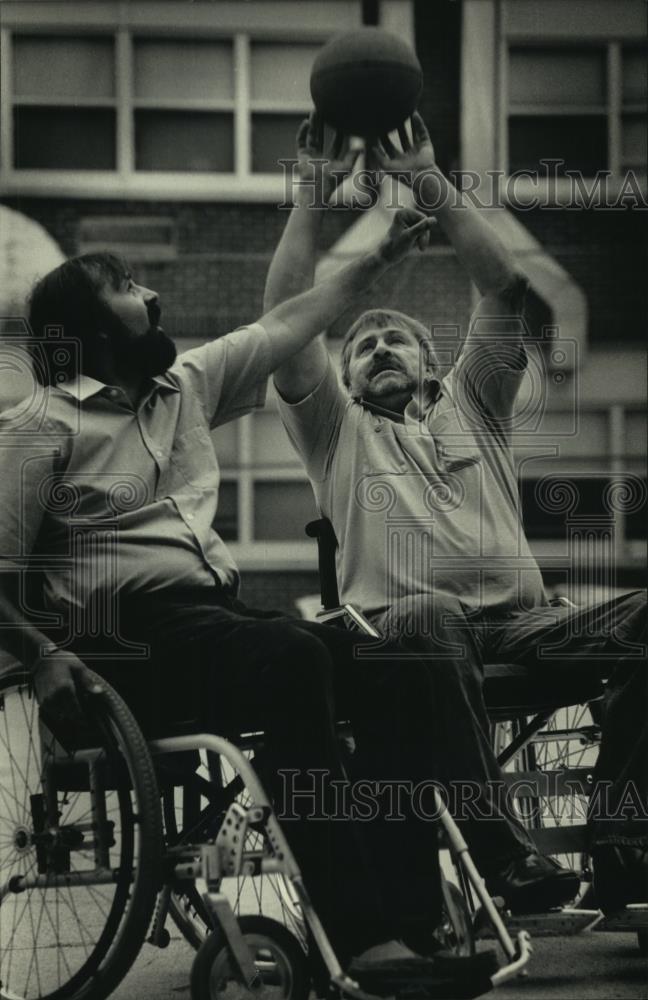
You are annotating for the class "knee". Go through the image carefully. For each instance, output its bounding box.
[383,593,467,651]
[617,590,647,637]
[260,623,333,693]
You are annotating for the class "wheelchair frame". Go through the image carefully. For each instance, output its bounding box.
[0,654,533,1000]
[304,517,648,943]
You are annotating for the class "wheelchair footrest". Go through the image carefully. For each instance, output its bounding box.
[476,907,602,938]
[596,904,648,932]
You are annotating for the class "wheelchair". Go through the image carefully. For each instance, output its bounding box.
[304,517,648,949]
[0,612,533,1000]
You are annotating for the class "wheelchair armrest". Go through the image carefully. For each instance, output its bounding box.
[548,596,578,609]
[316,604,381,638]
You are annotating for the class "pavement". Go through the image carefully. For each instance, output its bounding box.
[111,927,648,1000]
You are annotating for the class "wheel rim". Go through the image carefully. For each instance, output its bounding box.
[495,706,598,888]
[0,678,145,999]
[525,704,597,881]
[438,884,473,956]
[208,932,295,1000]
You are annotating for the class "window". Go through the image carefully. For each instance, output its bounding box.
[206,397,319,558]
[253,482,317,541]
[4,30,318,184]
[521,475,612,539]
[132,38,235,173]
[505,43,647,178]
[12,35,116,170]
[213,481,238,541]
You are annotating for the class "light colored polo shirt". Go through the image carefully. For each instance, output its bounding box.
[0,323,271,616]
[277,327,547,615]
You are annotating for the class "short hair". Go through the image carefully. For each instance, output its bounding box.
[339,308,439,389]
[27,252,130,385]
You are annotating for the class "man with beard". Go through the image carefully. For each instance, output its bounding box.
[0,224,497,986]
[267,112,648,917]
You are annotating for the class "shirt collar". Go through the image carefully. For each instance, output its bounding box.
[60,372,180,402]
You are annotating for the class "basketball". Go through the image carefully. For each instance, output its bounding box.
[310,28,423,137]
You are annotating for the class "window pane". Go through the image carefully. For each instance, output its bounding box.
[211,422,239,467]
[508,115,607,174]
[14,107,115,169]
[622,114,647,167]
[521,477,611,539]
[626,477,647,541]
[213,481,238,541]
[252,113,304,173]
[533,411,608,457]
[250,43,320,103]
[134,39,233,101]
[622,47,647,105]
[626,413,647,457]
[509,47,606,106]
[251,410,302,466]
[253,482,317,540]
[13,35,115,100]
[135,111,233,171]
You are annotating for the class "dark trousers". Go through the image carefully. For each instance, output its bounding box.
[95,586,445,963]
[371,589,647,855]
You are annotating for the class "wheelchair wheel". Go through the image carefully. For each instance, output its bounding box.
[0,667,163,1000]
[494,703,599,884]
[438,882,475,957]
[161,748,306,952]
[190,915,310,1000]
[527,702,598,876]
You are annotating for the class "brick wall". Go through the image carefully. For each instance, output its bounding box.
[512,206,647,345]
[2,197,366,338]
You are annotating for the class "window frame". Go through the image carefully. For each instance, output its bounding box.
[0,1,363,200]
[499,38,647,184]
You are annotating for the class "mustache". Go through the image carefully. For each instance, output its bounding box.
[370,357,403,377]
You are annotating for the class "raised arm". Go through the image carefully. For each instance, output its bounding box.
[260,206,433,381]
[371,113,528,307]
[264,115,358,403]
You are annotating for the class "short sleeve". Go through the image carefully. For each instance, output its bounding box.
[455,312,528,422]
[170,323,272,428]
[275,358,346,483]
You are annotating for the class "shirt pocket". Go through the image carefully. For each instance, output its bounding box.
[169,425,217,488]
[438,447,482,473]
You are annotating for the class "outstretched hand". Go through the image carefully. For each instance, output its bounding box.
[295,110,360,204]
[368,112,437,187]
[378,207,434,264]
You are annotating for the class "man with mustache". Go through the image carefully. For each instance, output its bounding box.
[268,112,647,918]
[0,214,487,983]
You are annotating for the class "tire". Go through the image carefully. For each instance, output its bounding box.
[0,667,163,1000]
[190,915,310,1000]
[493,705,599,887]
